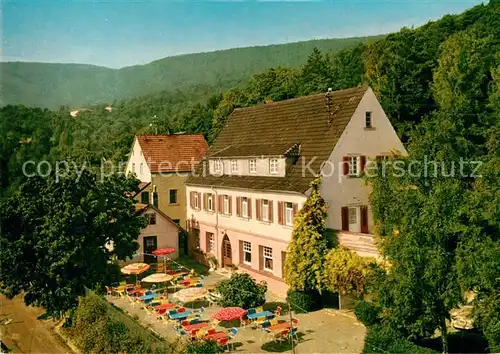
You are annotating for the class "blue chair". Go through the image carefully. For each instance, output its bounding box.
[195,283,203,288]
[248,308,256,315]
[199,307,205,313]
[261,321,271,329]
[289,327,298,340]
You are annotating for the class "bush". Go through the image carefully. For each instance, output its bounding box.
[354,301,381,326]
[184,340,221,354]
[215,273,267,309]
[363,324,436,354]
[286,289,321,313]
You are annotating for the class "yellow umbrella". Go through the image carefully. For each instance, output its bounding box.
[173,287,207,303]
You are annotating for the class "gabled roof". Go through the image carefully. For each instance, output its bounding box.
[186,86,369,193]
[135,203,182,231]
[136,134,208,173]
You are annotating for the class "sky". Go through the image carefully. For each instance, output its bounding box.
[2,0,485,69]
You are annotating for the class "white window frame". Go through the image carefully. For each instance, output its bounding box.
[263,246,273,271]
[241,197,248,218]
[207,194,213,212]
[194,193,199,209]
[285,202,293,226]
[214,159,223,174]
[249,159,257,173]
[269,158,278,174]
[261,199,269,222]
[208,233,215,254]
[365,111,372,128]
[349,207,357,225]
[140,163,144,175]
[348,156,359,176]
[231,159,238,173]
[223,195,229,215]
[243,241,252,265]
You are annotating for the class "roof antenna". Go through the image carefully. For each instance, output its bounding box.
[325,88,334,123]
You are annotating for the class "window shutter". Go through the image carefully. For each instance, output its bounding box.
[269,201,274,222]
[259,245,264,271]
[228,196,232,215]
[278,201,284,225]
[197,193,201,210]
[189,192,193,208]
[203,193,207,210]
[360,156,366,172]
[292,203,298,219]
[343,157,349,175]
[361,206,369,233]
[256,199,261,221]
[248,198,252,219]
[239,241,243,264]
[218,195,223,213]
[341,207,349,231]
[236,196,241,216]
[206,233,210,252]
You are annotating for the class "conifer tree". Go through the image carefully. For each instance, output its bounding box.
[284,177,329,294]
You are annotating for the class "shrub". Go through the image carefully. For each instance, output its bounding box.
[354,301,381,326]
[216,273,267,309]
[184,340,221,354]
[363,324,436,354]
[286,289,321,313]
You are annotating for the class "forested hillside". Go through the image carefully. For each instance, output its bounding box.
[1,36,381,108]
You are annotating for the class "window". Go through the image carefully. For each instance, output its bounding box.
[207,194,213,211]
[242,197,248,218]
[146,213,156,225]
[231,159,238,173]
[214,159,223,174]
[285,202,293,226]
[348,156,359,176]
[263,246,273,271]
[365,111,372,128]
[194,192,199,209]
[261,200,269,222]
[146,238,155,247]
[140,163,144,175]
[132,163,136,174]
[349,207,357,225]
[249,159,257,173]
[223,195,229,214]
[141,191,149,204]
[243,241,252,265]
[169,189,178,204]
[193,230,200,250]
[207,232,215,254]
[269,159,278,174]
[152,192,158,207]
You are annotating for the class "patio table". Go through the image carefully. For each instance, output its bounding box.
[268,322,292,332]
[169,311,193,320]
[204,332,229,341]
[138,294,157,302]
[183,322,210,332]
[154,303,176,311]
[247,311,274,320]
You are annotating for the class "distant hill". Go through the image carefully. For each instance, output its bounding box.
[1,36,384,108]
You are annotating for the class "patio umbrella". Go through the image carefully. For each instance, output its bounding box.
[121,263,151,283]
[141,273,173,283]
[152,248,176,272]
[211,307,247,321]
[172,287,208,304]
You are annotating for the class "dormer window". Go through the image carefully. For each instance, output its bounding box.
[249,159,256,173]
[231,159,238,173]
[269,159,278,174]
[365,112,372,128]
[214,159,223,174]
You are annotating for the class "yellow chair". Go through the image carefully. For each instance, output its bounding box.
[270,318,279,326]
[255,306,264,313]
[115,285,126,297]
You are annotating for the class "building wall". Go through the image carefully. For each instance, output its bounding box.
[125,138,152,183]
[152,173,189,229]
[320,87,407,234]
[130,209,180,263]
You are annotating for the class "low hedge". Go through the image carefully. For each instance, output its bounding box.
[354,300,381,327]
[363,324,437,354]
[286,289,322,313]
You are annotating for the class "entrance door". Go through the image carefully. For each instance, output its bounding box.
[222,234,232,267]
[143,236,157,264]
[360,206,369,234]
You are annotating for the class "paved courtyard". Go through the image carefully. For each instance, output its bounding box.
[107,271,365,353]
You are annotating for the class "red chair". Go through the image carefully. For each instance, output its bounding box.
[292,318,299,325]
[217,337,229,347]
[207,328,216,335]
[274,306,282,316]
[181,320,189,327]
[178,307,186,313]
[105,286,114,296]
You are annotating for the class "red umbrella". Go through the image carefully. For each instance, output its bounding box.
[152,248,176,256]
[211,307,247,321]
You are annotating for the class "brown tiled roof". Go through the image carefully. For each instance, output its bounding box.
[135,204,182,230]
[137,134,208,173]
[187,86,369,193]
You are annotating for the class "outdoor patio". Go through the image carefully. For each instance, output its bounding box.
[106,259,365,353]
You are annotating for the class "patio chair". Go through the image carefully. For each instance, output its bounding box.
[289,327,298,341]
[274,306,282,316]
[247,308,256,315]
[292,318,299,325]
[206,328,216,335]
[228,327,238,350]
[143,306,155,322]
[270,318,279,326]
[261,321,271,329]
[115,286,126,297]
[275,329,289,342]
[105,285,114,297]
[255,306,264,313]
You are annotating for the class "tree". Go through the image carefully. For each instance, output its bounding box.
[215,273,267,309]
[0,168,145,316]
[297,47,332,95]
[284,177,328,294]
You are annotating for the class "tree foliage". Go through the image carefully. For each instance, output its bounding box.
[0,169,145,316]
[284,178,328,294]
[215,273,267,309]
